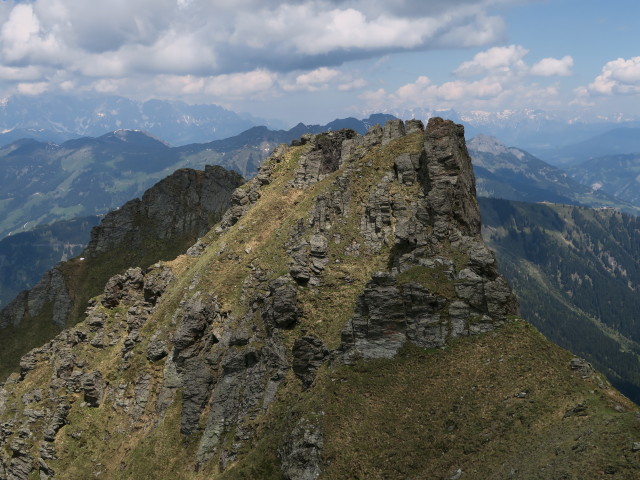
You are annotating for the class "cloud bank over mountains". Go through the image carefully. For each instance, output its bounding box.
[360,44,576,113]
[0,0,637,123]
[0,0,509,96]
[587,57,640,96]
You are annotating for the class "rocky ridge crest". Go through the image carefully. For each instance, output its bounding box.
[0,119,635,479]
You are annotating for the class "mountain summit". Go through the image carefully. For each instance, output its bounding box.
[1,119,638,479]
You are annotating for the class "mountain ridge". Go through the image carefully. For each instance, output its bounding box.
[545,127,640,166]
[0,115,397,242]
[1,119,638,479]
[0,94,268,147]
[0,216,100,308]
[568,153,640,206]
[468,134,640,214]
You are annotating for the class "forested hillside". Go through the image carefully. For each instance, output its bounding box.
[480,198,640,402]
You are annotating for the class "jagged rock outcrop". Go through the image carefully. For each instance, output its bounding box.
[279,417,324,480]
[292,336,329,389]
[340,272,448,360]
[290,130,358,188]
[264,277,301,331]
[0,262,175,478]
[0,165,243,379]
[81,371,104,407]
[101,267,145,309]
[86,165,242,256]
[0,118,637,479]
[0,268,70,329]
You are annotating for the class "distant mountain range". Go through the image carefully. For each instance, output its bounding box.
[392,107,640,160]
[567,153,640,206]
[470,136,640,402]
[467,134,640,214]
[0,129,199,240]
[0,93,285,146]
[533,128,640,166]
[0,93,399,149]
[4,93,640,158]
[0,114,397,240]
[0,216,100,308]
[468,132,640,404]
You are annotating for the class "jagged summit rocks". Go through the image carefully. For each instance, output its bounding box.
[0,119,637,479]
[335,118,516,362]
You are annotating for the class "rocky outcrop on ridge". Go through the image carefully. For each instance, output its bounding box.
[0,119,636,479]
[0,263,174,479]
[86,165,242,256]
[0,165,243,379]
[0,268,71,329]
[342,119,514,360]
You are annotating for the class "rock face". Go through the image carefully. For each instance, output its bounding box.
[300,117,517,362]
[86,165,242,256]
[0,119,636,479]
[0,165,243,379]
[0,267,70,328]
[292,336,329,389]
[280,417,324,480]
[0,262,174,479]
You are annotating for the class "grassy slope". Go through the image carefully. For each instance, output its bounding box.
[317,321,639,480]
[219,323,640,480]
[7,316,638,479]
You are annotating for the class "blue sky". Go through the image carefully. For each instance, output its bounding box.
[0,0,638,125]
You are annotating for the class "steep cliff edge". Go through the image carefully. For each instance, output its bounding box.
[0,119,638,480]
[0,165,243,380]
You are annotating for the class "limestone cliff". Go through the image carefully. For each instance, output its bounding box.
[0,119,638,480]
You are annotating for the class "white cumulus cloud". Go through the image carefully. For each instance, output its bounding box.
[16,81,48,95]
[391,75,503,104]
[454,45,529,77]
[283,67,341,92]
[588,57,640,95]
[359,44,571,113]
[338,78,367,91]
[203,70,278,98]
[1,4,62,64]
[530,56,573,77]
[454,45,573,79]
